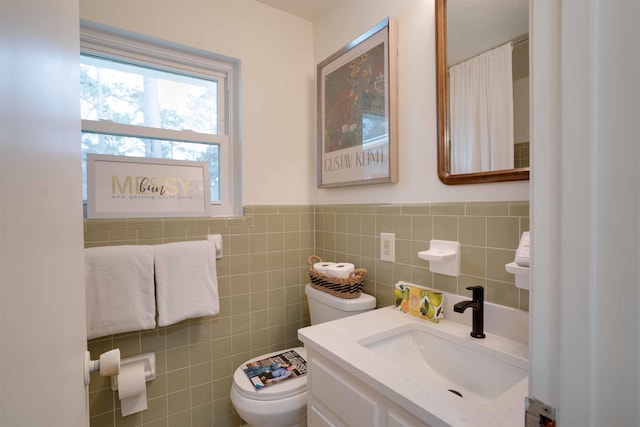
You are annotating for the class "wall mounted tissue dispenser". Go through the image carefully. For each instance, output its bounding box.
[112,353,156,417]
[84,349,156,417]
[111,353,156,391]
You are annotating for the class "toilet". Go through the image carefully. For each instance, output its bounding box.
[230,283,376,427]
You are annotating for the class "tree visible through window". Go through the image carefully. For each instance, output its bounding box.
[80,23,238,215]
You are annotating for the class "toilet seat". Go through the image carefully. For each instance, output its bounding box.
[232,347,307,402]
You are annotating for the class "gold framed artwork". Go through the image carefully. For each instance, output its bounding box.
[317,17,398,188]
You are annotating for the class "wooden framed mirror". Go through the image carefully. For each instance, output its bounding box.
[436,0,530,184]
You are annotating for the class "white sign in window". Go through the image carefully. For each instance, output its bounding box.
[87,154,211,218]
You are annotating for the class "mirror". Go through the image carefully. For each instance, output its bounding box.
[436,0,530,184]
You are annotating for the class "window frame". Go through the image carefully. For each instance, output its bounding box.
[80,20,241,217]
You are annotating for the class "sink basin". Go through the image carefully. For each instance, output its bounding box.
[362,324,527,403]
[300,305,529,426]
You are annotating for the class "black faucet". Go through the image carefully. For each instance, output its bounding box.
[453,285,486,339]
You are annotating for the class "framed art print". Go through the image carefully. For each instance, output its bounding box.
[317,17,398,188]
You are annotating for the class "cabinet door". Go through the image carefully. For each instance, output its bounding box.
[389,410,420,427]
[311,358,379,426]
[309,405,338,427]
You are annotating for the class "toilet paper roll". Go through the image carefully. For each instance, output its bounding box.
[117,361,148,417]
[326,263,355,278]
[313,262,336,274]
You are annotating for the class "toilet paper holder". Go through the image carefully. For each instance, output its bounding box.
[111,353,156,391]
[84,349,121,386]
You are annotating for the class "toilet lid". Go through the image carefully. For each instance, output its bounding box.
[233,347,308,401]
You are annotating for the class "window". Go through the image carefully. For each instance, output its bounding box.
[80,22,240,216]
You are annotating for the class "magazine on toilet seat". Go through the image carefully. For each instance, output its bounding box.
[241,349,307,389]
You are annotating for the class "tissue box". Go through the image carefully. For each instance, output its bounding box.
[394,282,444,323]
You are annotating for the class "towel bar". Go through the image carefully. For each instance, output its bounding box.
[208,234,223,259]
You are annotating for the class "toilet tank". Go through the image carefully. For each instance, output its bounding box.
[305,284,376,325]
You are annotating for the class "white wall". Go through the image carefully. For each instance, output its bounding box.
[80,0,316,206]
[81,0,529,209]
[0,0,89,425]
[313,0,529,204]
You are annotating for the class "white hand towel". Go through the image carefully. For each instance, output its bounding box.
[85,245,156,340]
[154,240,220,327]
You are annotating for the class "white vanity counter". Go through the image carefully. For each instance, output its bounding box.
[298,306,528,427]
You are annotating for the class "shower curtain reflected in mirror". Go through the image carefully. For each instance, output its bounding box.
[449,42,514,174]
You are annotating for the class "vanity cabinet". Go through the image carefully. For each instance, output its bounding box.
[306,348,431,427]
[299,305,529,427]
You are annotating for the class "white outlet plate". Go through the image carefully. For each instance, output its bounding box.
[380,232,395,262]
